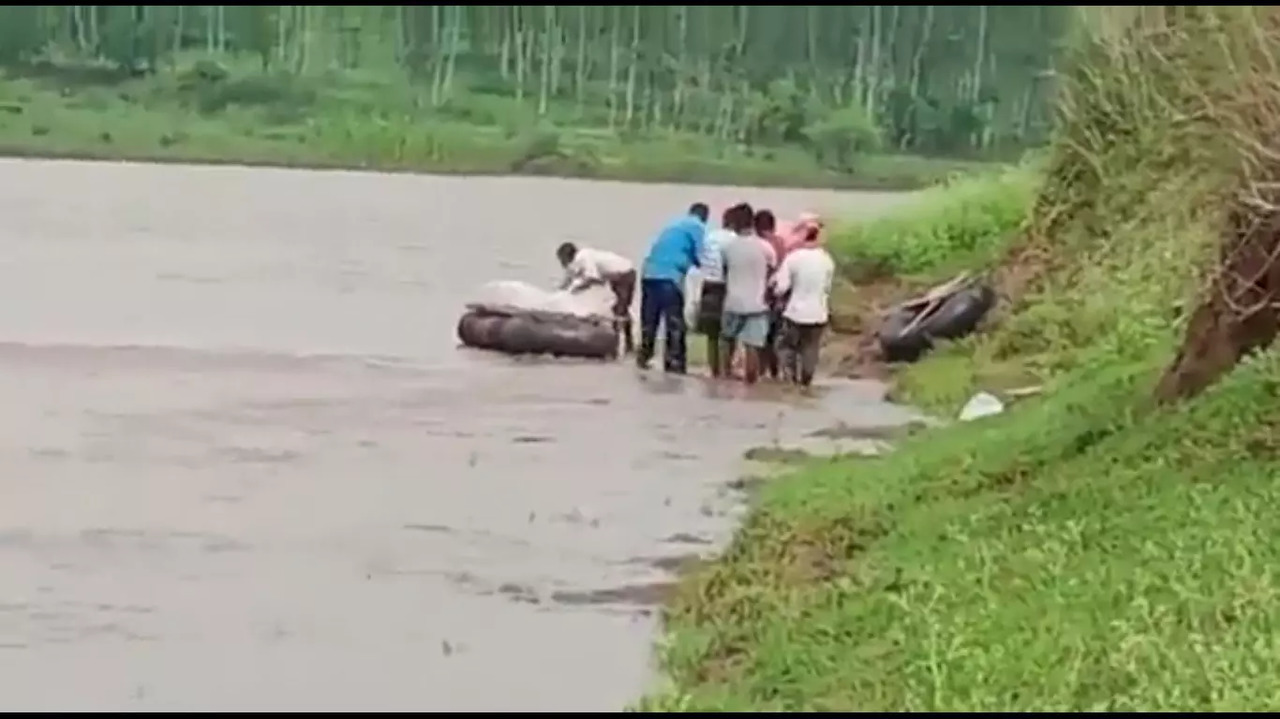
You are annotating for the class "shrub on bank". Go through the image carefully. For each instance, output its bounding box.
[643,7,1280,712]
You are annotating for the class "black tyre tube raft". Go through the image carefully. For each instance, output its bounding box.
[877,308,934,364]
[877,284,997,364]
[456,312,507,351]
[457,303,619,360]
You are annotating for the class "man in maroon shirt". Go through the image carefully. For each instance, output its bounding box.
[754,209,787,380]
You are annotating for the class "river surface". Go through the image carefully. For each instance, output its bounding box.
[0,158,920,711]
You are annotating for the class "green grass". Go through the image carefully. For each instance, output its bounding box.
[825,165,1038,281]
[639,7,1280,712]
[642,347,1280,712]
[0,63,990,190]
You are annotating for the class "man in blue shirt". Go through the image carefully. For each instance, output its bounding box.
[637,202,709,373]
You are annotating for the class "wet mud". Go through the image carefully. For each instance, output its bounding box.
[0,158,921,711]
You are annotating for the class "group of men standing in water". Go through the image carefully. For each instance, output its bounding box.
[555,201,835,388]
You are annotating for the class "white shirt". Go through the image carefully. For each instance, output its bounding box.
[721,233,777,314]
[565,247,633,288]
[772,246,835,325]
[697,228,733,283]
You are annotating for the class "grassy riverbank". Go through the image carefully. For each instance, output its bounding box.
[0,64,988,190]
[641,7,1280,712]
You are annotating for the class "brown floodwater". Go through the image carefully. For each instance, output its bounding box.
[0,158,922,711]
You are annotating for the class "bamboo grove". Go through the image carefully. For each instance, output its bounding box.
[0,6,1071,159]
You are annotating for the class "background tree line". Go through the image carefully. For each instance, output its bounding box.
[0,6,1071,166]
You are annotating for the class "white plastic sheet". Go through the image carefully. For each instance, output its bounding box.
[471,280,614,319]
[958,391,1006,421]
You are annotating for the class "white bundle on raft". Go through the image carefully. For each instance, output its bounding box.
[457,280,620,360]
[470,280,615,318]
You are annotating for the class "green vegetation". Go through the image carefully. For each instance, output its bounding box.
[0,6,1067,187]
[827,166,1037,281]
[641,6,1280,712]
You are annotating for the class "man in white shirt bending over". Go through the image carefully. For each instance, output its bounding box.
[770,228,835,388]
[557,242,637,356]
[719,203,778,384]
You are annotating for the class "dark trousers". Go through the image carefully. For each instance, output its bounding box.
[779,319,825,387]
[696,281,726,377]
[761,303,784,379]
[608,270,637,356]
[637,278,687,373]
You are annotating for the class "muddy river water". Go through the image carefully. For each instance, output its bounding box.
[0,158,921,711]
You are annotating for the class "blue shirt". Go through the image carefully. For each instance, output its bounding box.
[641,215,705,283]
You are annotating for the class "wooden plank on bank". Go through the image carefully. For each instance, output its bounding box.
[897,271,973,311]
